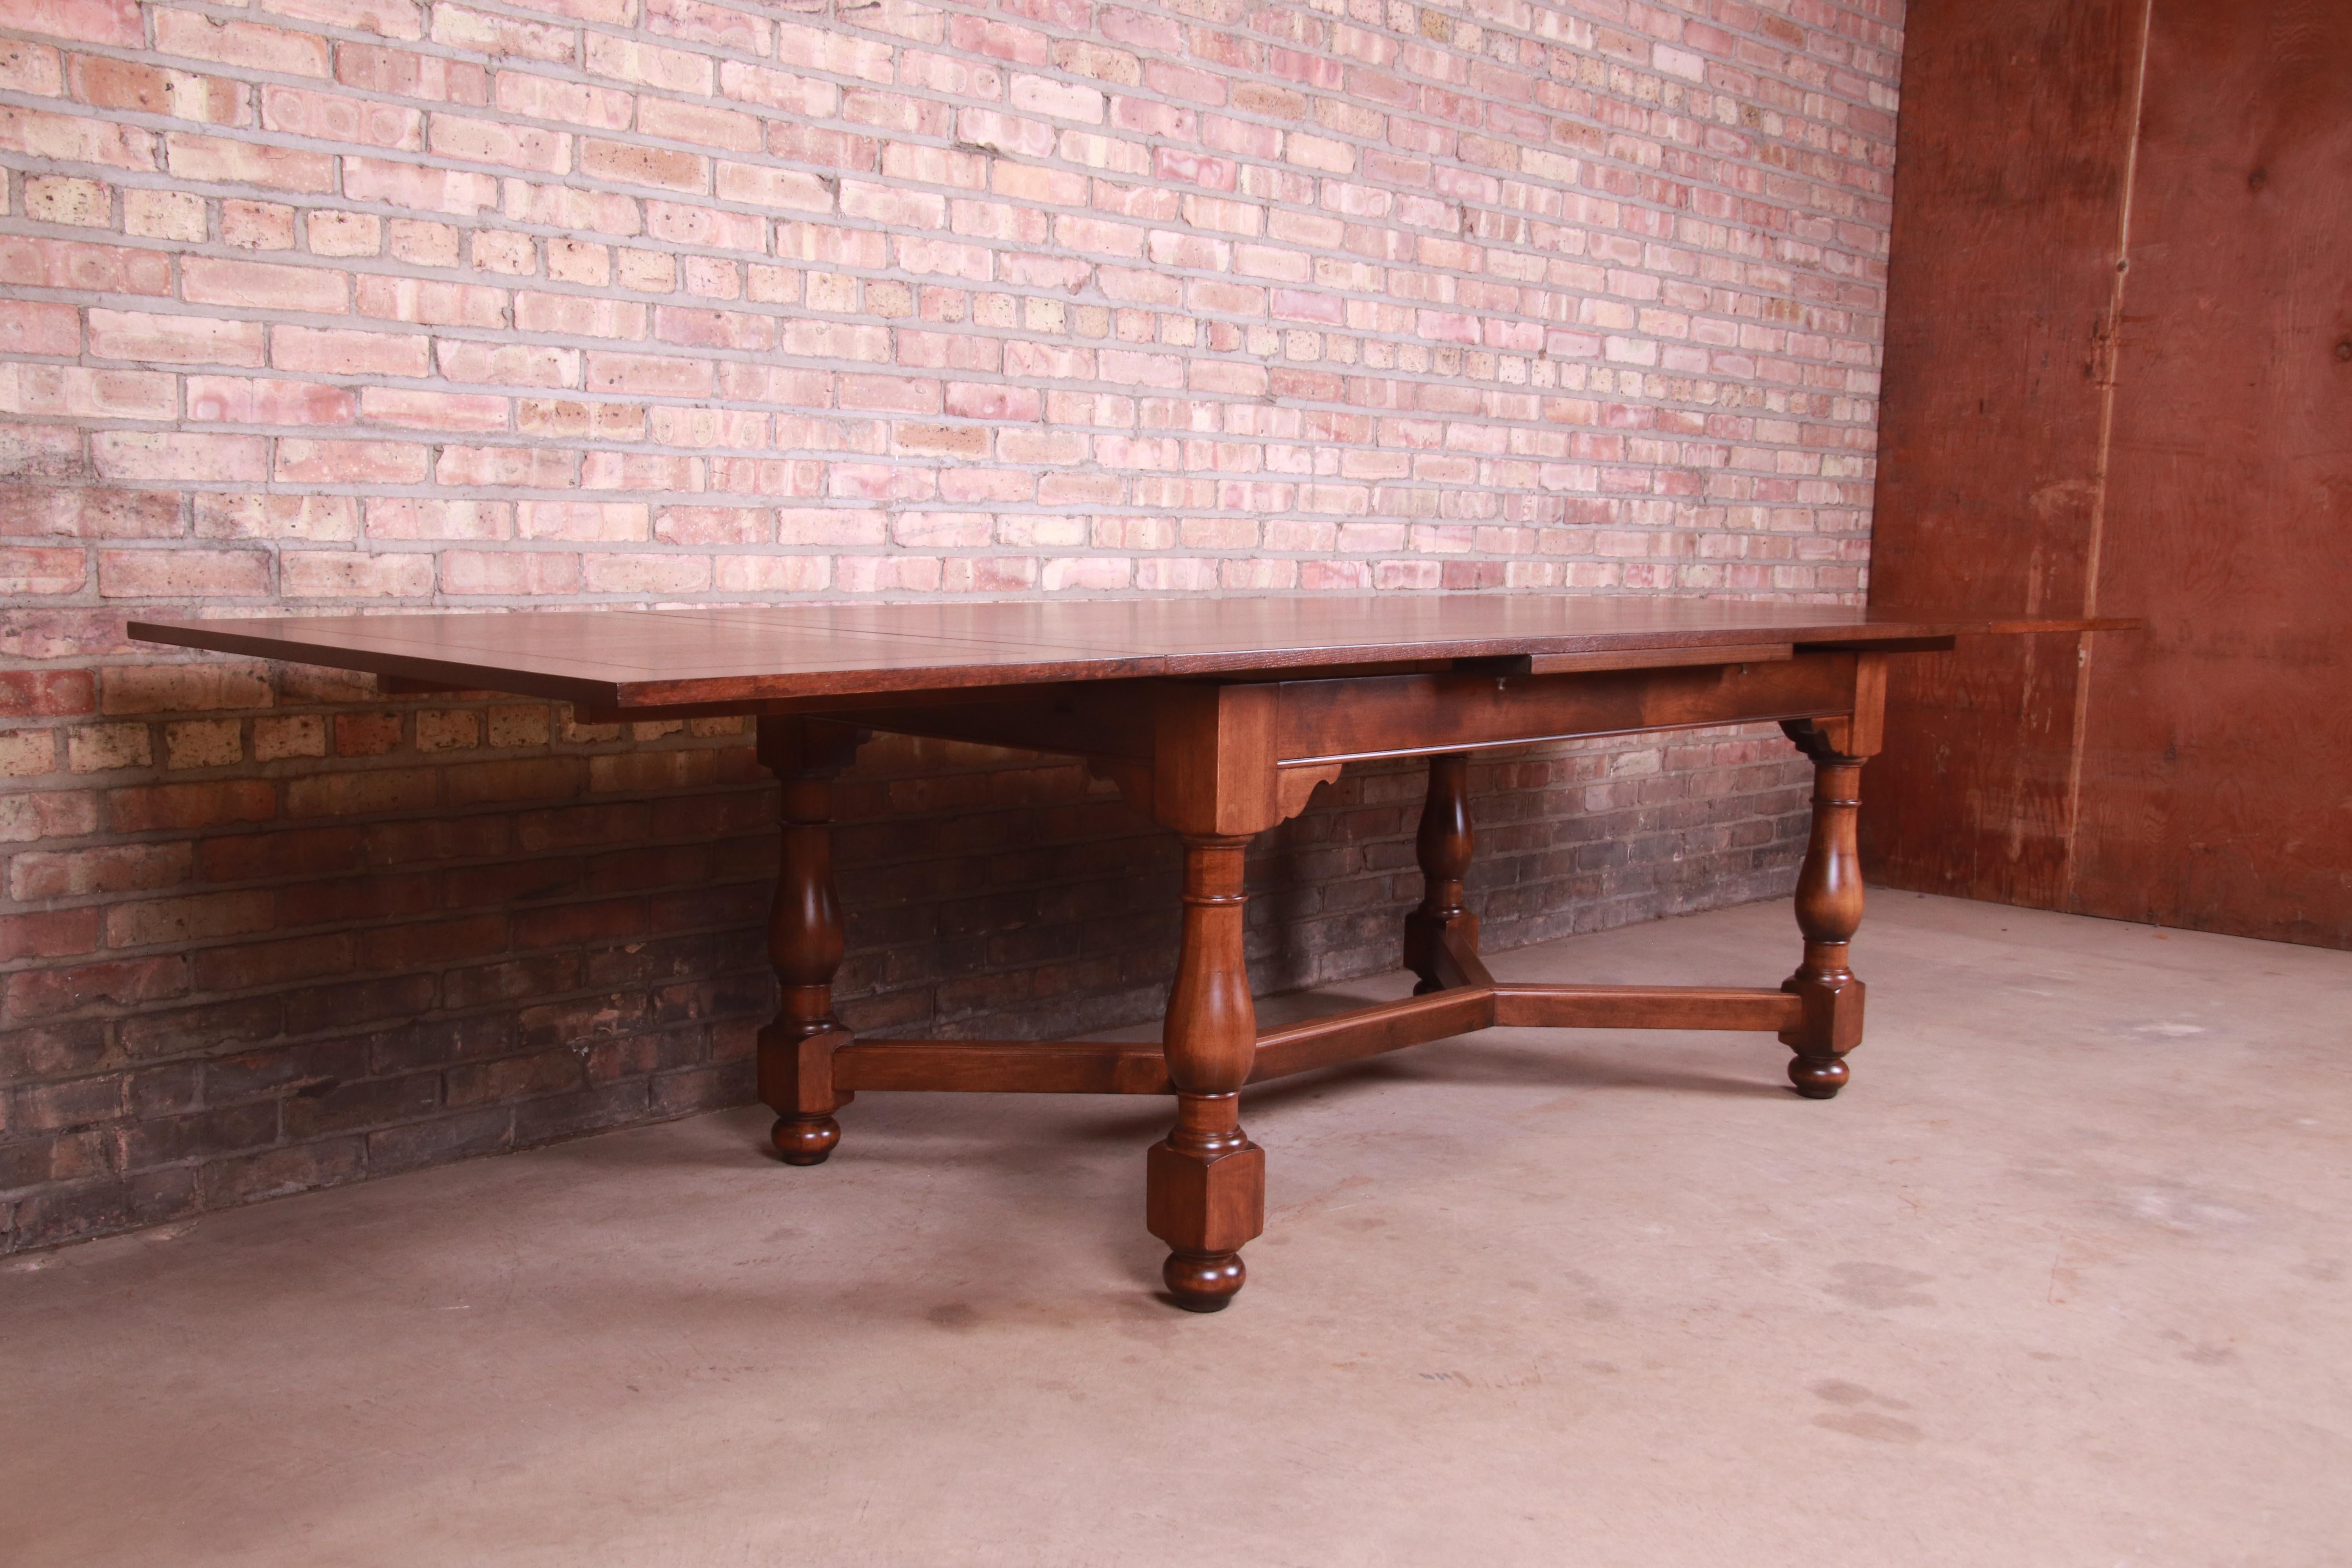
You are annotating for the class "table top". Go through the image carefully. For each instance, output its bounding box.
[128,598,2115,713]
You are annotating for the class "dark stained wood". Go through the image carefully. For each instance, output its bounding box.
[1779,719,1873,1098]
[1403,753,1477,995]
[1421,915,1496,993]
[1864,0,2149,908]
[2065,0,2352,946]
[833,976,1824,1096]
[1491,985,1801,1032]
[129,599,2112,715]
[1148,832,1265,1311]
[754,715,862,1164]
[1274,653,1864,765]
[837,1038,1169,1094]
[1249,987,1495,1081]
[129,593,2120,1307]
[1526,642,1792,674]
[814,693,1156,766]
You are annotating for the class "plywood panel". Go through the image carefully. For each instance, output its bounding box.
[1862,0,2149,906]
[2068,0,2352,944]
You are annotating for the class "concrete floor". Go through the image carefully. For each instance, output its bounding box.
[4,893,2347,1567]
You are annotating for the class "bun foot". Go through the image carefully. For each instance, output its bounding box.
[771,1114,840,1165]
[1163,1250,1245,1312]
[1788,1055,1849,1099]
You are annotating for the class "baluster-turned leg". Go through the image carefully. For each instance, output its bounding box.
[1403,751,1477,994]
[1147,833,1266,1311]
[1780,720,1868,1098]
[755,715,862,1164]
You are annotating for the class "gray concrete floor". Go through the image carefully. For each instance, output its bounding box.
[4,893,2348,1567]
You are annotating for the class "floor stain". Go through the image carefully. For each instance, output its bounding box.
[1825,1262,1937,1309]
[1810,1379,1912,1411]
[1813,1410,1926,1444]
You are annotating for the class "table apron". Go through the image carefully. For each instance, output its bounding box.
[1270,650,1860,766]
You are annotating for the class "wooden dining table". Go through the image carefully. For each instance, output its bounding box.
[131,596,2119,1310]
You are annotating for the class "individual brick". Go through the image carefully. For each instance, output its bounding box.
[163,719,243,770]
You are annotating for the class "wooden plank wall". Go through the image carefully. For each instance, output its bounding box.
[1864,0,2352,948]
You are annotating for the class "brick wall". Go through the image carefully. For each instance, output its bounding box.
[0,0,1897,1253]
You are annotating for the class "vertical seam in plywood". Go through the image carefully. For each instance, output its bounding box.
[2062,0,2157,907]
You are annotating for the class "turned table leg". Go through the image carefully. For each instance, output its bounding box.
[755,715,861,1164]
[1403,751,1477,994]
[1780,721,1868,1098]
[1147,833,1266,1311]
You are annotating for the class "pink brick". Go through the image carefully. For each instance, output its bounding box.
[270,325,431,377]
[274,439,430,484]
[365,498,510,541]
[440,549,582,594]
[355,276,507,327]
[358,388,510,432]
[517,501,646,541]
[435,445,575,487]
[0,362,160,426]
[516,292,649,340]
[719,60,839,116]
[166,132,333,190]
[0,302,81,358]
[639,97,761,152]
[582,138,708,194]
[265,0,423,41]
[713,554,828,592]
[654,506,765,545]
[433,5,576,65]
[715,162,833,212]
[17,0,144,48]
[279,550,436,598]
[260,84,422,148]
[0,236,172,296]
[644,201,764,251]
[0,546,87,596]
[343,155,501,214]
[0,106,148,171]
[97,547,271,597]
[428,115,572,173]
[944,382,1039,421]
[654,307,774,352]
[183,257,349,315]
[773,20,895,82]
[583,552,710,595]
[494,70,634,129]
[92,431,269,482]
[585,352,713,397]
[840,374,939,414]
[336,43,488,103]
[186,377,357,426]
[155,11,331,75]
[436,341,577,388]
[583,32,713,92]
[504,180,642,237]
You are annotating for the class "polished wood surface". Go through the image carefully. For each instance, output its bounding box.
[754,715,861,1165]
[1779,718,1874,1098]
[1149,835,1265,1311]
[129,599,2119,714]
[1403,754,1476,996]
[127,595,2116,1308]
